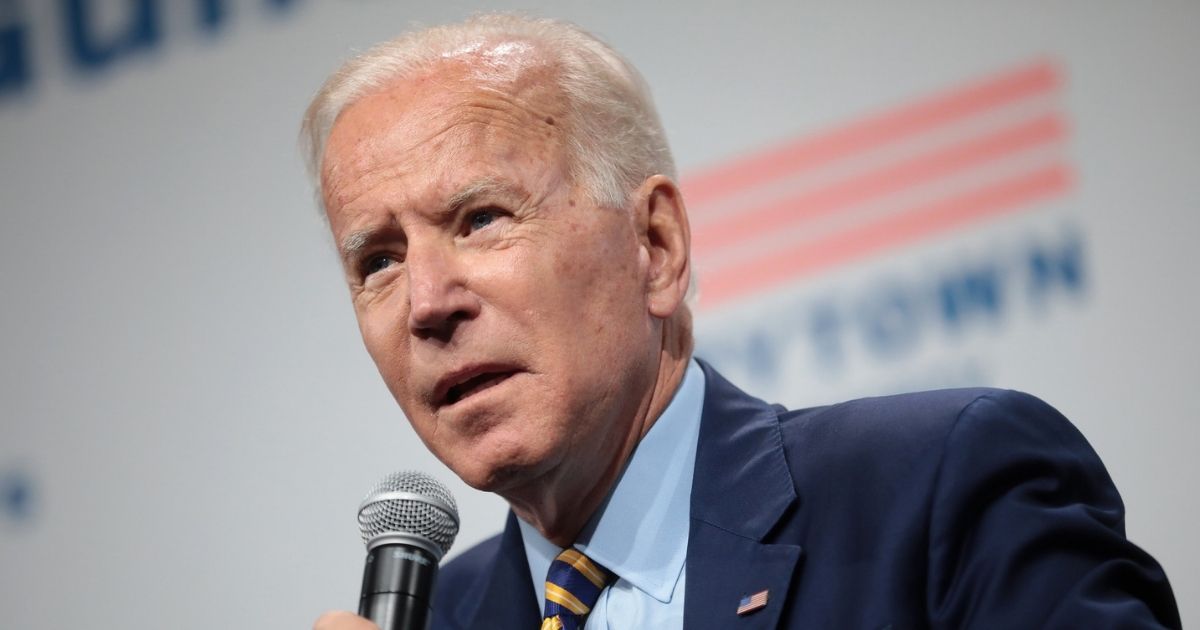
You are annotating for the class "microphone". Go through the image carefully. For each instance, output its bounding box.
[356,471,460,630]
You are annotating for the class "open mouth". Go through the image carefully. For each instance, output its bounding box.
[441,369,518,407]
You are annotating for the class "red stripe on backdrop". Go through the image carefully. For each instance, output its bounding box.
[682,60,1061,210]
[698,164,1073,308]
[691,113,1067,255]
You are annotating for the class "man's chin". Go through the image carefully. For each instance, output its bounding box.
[450,452,555,496]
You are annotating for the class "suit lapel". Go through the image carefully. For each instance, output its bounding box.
[455,362,802,629]
[687,523,803,629]
[454,512,541,630]
[685,361,803,629]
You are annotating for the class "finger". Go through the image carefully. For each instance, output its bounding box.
[313,610,380,630]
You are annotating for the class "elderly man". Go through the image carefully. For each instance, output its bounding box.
[303,14,1179,630]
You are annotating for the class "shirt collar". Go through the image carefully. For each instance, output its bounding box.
[519,359,705,605]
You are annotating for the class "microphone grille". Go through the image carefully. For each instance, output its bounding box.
[357,471,460,558]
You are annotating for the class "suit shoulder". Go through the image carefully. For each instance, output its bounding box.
[776,388,1069,478]
[780,387,1062,438]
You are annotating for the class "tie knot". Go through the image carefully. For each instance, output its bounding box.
[542,548,615,629]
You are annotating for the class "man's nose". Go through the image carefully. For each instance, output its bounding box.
[405,244,480,338]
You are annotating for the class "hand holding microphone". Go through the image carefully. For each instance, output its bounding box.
[313,610,380,630]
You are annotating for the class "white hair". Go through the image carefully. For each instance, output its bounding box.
[300,13,677,209]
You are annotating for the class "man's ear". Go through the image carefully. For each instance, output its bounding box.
[632,175,691,319]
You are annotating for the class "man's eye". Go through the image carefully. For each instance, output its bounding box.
[467,208,500,232]
[363,255,397,277]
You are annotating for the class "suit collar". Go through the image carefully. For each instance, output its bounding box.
[690,359,797,539]
[454,512,541,630]
[518,359,706,606]
[685,359,802,629]
[453,361,802,629]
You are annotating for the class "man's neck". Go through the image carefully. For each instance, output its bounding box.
[505,318,694,546]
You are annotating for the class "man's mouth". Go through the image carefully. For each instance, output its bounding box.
[436,366,520,407]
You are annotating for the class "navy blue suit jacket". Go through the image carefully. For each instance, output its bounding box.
[432,362,1179,629]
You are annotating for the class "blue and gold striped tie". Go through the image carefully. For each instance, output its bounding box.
[541,548,615,630]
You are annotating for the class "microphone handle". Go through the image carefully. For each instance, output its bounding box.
[358,543,438,630]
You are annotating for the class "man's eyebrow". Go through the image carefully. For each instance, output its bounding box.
[339,179,523,261]
[446,177,520,212]
[340,229,377,262]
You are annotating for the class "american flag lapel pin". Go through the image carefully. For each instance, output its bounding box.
[736,589,769,616]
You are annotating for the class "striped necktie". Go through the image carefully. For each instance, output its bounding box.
[541,548,615,630]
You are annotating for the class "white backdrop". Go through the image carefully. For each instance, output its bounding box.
[1,2,1196,628]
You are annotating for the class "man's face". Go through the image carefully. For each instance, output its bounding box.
[320,58,662,497]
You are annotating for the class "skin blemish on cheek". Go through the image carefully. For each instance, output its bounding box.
[544,116,555,125]
[568,198,576,207]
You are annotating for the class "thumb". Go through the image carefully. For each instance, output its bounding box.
[313,610,380,630]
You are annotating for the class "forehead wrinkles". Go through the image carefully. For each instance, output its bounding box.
[432,52,568,144]
[323,57,569,213]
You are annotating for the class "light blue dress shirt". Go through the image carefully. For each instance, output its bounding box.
[518,359,705,629]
